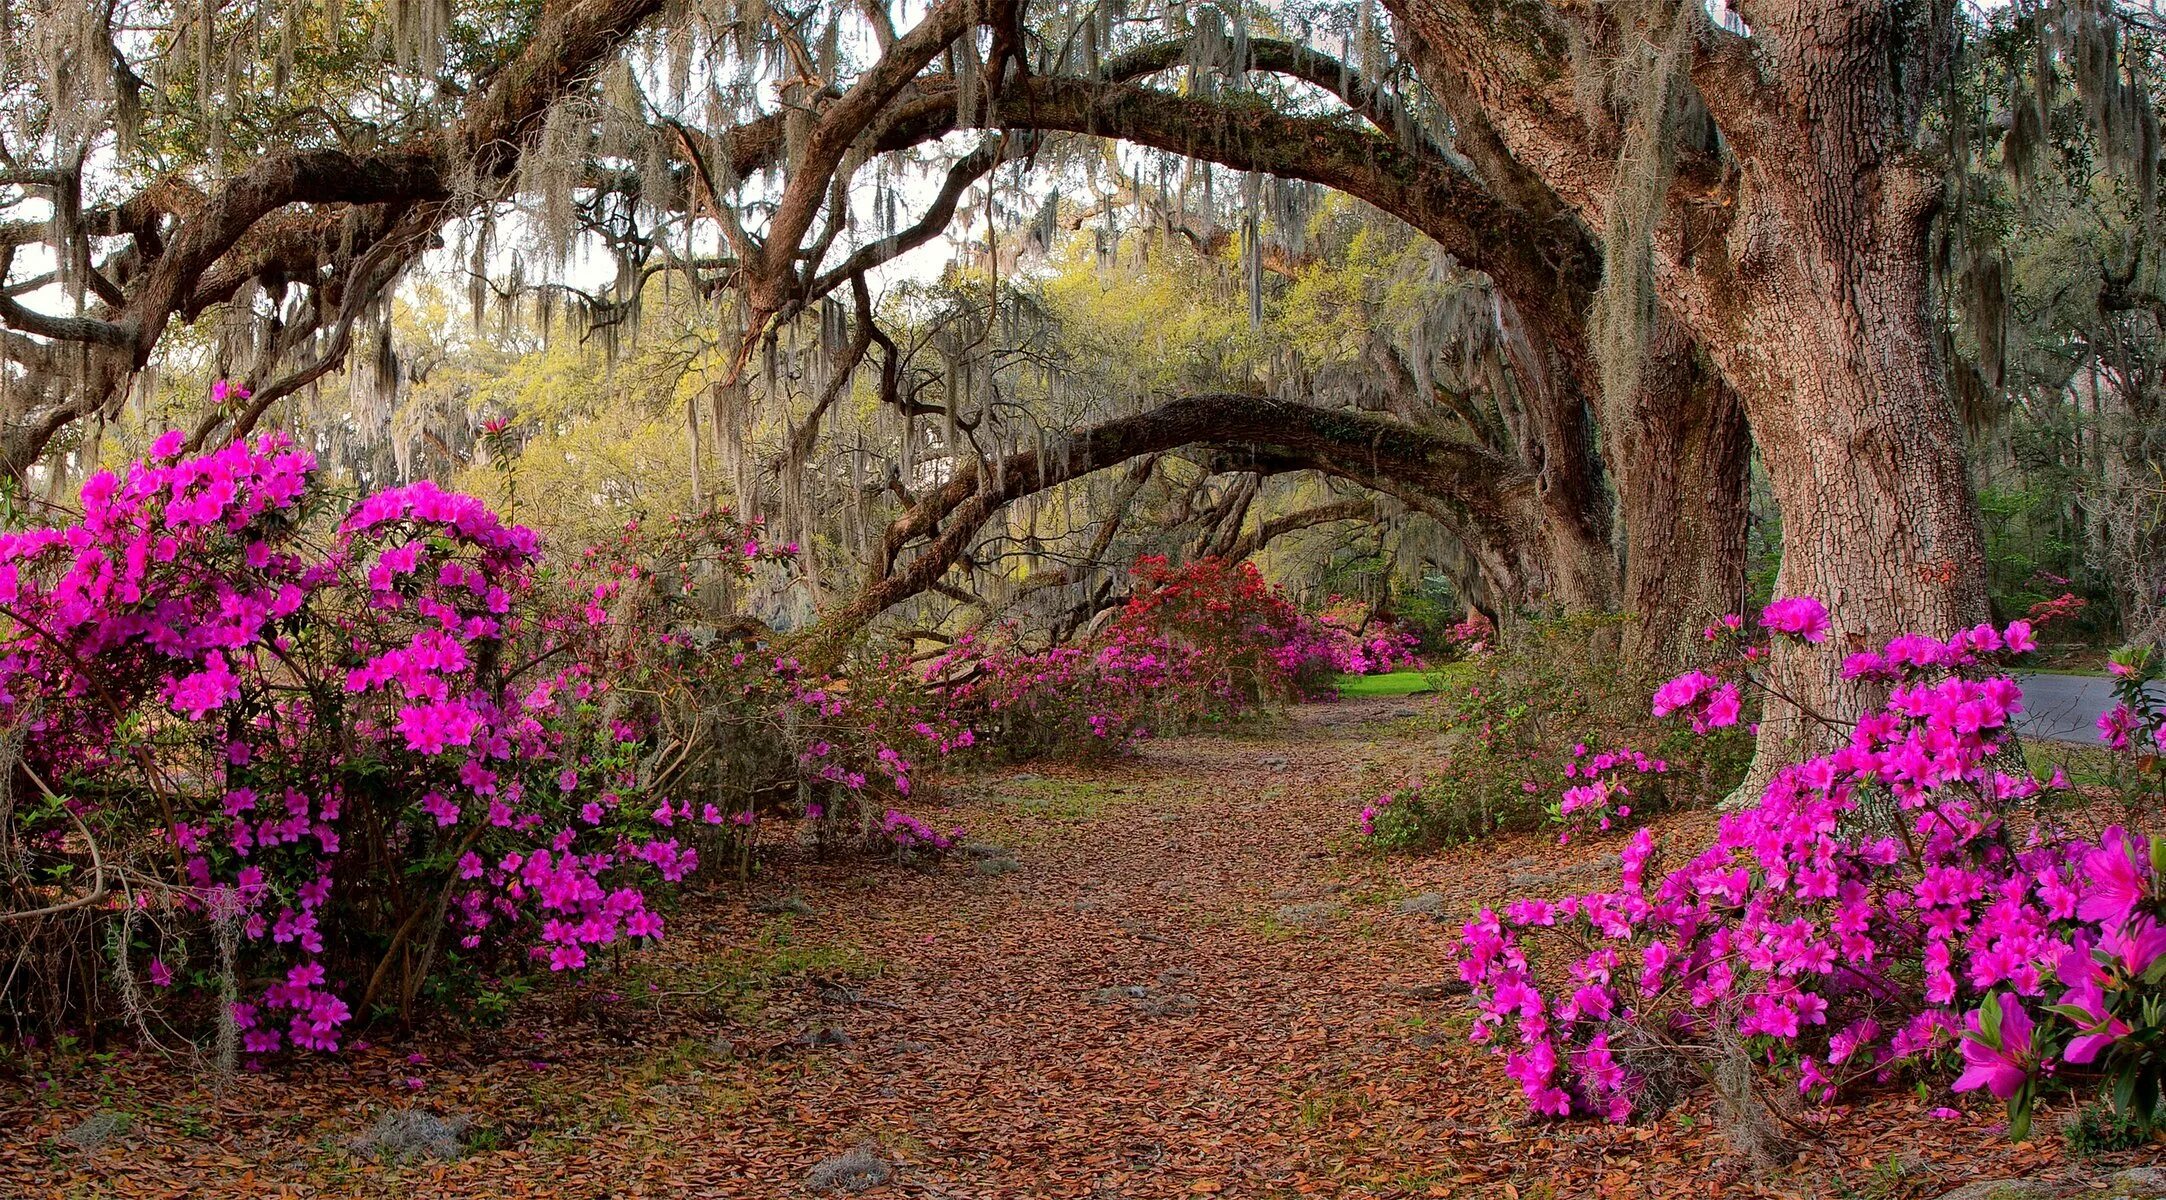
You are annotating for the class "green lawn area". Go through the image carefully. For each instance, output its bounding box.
[1333,661,1475,698]
[1333,669,1439,698]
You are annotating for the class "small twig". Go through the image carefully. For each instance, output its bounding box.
[0,762,108,921]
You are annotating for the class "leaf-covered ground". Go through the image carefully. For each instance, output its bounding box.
[3,696,2155,1197]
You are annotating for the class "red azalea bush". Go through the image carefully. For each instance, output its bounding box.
[926,556,1410,760]
[1115,555,1329,700]
[1456,598,2166,1149]
[0,434,962,1056]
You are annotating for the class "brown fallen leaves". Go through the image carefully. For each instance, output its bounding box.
[2,697,2155,1198]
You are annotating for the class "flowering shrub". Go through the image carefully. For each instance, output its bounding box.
[554,514,975,860]
[928,557,1345,760]
[1358,787,1437,851]
[1357,613,1747,849]
[1443,609,1495,657]
[1552,745,1671,843]
[0,432,655,1050]
[1455,596,2166,1146]
[879,809,966,862]
[0,435,963,1056]
[1302,595,1426,677]
[1116,556,1331,699]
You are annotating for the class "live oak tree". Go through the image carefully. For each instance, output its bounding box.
[1355,0,2157,779]
[1,0,1747,654]
[2,0,2158,762]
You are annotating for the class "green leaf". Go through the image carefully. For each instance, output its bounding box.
[2046,1003,2101,1025]
[2135,1070,2160,1124]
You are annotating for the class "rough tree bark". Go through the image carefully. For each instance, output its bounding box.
[1618,324,1751,664]
[1680,0,1989,776]
[1390,0,1989,772]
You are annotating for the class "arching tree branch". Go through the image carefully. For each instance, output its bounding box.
[795,392,1536,666]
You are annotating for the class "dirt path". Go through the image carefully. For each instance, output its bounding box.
[0,697,2131,1198]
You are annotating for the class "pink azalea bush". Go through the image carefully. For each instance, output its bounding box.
[879,809,966,861]
[531,515,976,860]
[0,434,961,1054]
[1301,595,1426,677]
[927,556,1397,760]
[1455,597,2166,1141]
[1444,609,1495,657]
[2,431,641,1049]
[1552,745,1671,843]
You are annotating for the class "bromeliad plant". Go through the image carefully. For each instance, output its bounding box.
[1455,596,2166,1143]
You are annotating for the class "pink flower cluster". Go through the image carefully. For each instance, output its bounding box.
[1358,791,1405,838]
[1455,600,2166,1138]
[0,431,315,760]
[925,629,1193,756]
[1649,671,1742,733]
[880,809,966,857]
[1758,595,1830,643]
[1553,745,1668,842]
[1445,610,1495,656]
[1272,603,1425,678]
[0,432,833,1055]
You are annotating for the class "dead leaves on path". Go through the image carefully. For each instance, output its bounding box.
[2,696,2154,1197]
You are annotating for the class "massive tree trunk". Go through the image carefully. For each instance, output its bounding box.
[1389,0,1987,769]
[1617,325,1751,664]
[1679,0,1989,778]
[1488,298,1621,616]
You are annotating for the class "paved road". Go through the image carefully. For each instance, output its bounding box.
[2014,671,2153,744]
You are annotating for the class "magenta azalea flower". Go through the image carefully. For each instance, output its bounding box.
[2100,914,2166,977]
[2053,942,2132,1066]
[1703,683,1742,727]
[1651,670,1719,717]
[1953,995,2035,1101]
[1760,596,1831,642]
[2075,827,2150,925]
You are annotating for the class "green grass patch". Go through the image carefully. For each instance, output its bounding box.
[1333,661,1476,699]
[2022,741,2125,793]
[635,918,879,1020]
[994,776,1128,821]
[1333,670,1434,698]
